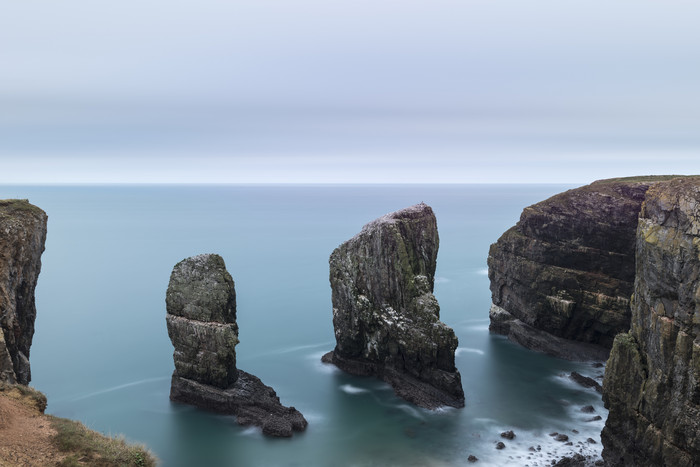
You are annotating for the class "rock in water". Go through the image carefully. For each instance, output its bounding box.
[322,203,464,409]
[488,176,676,361]
[0,200,47,385]
[166,254,307,437]
[602,177,700,466]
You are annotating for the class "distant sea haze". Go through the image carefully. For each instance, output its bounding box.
[19,184,607,466]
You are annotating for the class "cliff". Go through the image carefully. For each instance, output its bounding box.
[0,199,47,385]
[166,254,307,437]
[602,177,700,466]
[322,203,464,409]
[487,176,675,360]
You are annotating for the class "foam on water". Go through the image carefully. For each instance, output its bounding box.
[339,384,370,395]
[67,376,169,402]
[394,404,426,421]
[456,347,485,356]
[239,426,262,437]
[463,324,490,332]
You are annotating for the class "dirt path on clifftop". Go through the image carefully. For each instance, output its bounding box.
[0,394,64,466]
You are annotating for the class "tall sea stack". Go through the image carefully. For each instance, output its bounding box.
[322,203,464,409]
[166,254,307,437]
[0,200,47,385]
[487,176,675,360]
[602,177,700,465]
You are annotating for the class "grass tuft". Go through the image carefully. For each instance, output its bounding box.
[0,381,47,412]
[49,416,158,467]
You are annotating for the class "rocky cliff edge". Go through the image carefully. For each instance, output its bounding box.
[602,177,700,466]
[488,176,678,361]
[0,199,47,385]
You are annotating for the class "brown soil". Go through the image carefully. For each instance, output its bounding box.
[0,390,64,466]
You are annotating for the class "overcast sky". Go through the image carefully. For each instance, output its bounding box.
[1,0,699,184]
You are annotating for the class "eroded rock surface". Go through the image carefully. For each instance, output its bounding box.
[488,176,675,360]
[0,200,47,385]
[166,254,307,437]
[322,203,464,409]
[602,177,700,466]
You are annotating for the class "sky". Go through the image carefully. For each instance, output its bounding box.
[1,0,699,184]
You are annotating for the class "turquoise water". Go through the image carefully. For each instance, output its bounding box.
[1,185,607,466]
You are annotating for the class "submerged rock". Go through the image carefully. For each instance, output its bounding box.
[602,177,700,465]
[569,372,602,393]
[166,254,307,437]
[0,200,47,385]
[488,176,677,360]
[322,203,464,409]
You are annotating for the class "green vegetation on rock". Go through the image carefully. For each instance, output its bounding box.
[50,416,157,467]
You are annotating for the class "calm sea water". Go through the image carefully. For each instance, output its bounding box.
[1,185,608,466]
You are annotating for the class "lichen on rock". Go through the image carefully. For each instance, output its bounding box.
[166,254,307,437]
[487,176,675,360]
[602,177,700,465]
[322,203,464,409]
[0,199,47,385]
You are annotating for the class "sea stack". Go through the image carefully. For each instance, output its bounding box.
[166,254,307,437]
[602,177,700,466]
[322,203,464,409]
[487,176,676,361]
[0,200,47,385]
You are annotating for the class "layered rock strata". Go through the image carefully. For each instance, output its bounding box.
[322,203,464,409]
[488,177,675,360]
[166,254,307,437]
[602,177,700,466]
[0,200,47,385]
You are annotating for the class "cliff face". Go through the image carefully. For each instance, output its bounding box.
[488,177,672,360]
[322,203,464,409]
[602,178,700,466]
[166,254,307,437]
[0,200,47,385]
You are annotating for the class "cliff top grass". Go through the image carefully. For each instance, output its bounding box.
[521,175,692,217]
[0,381,47,412]
[0,199,46,217]
[591,175,689,185]
[0,383,157,466]
[50,416,157,467]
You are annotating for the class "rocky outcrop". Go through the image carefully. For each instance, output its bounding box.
[602,177,700,466]
[322,203,464,409]
[0,200,47,385]
[166,254,307,437]
[488,176,677,360]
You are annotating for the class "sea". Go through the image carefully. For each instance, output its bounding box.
[1,184,608,467]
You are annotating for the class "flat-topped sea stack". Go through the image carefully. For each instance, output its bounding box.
[0,200,47,385]
[322,203,464,409]
[166,254,307,437]
[488,176,678,361]
[602,177,700,466]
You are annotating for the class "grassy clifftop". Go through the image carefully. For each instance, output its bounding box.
[0,382,157,466]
